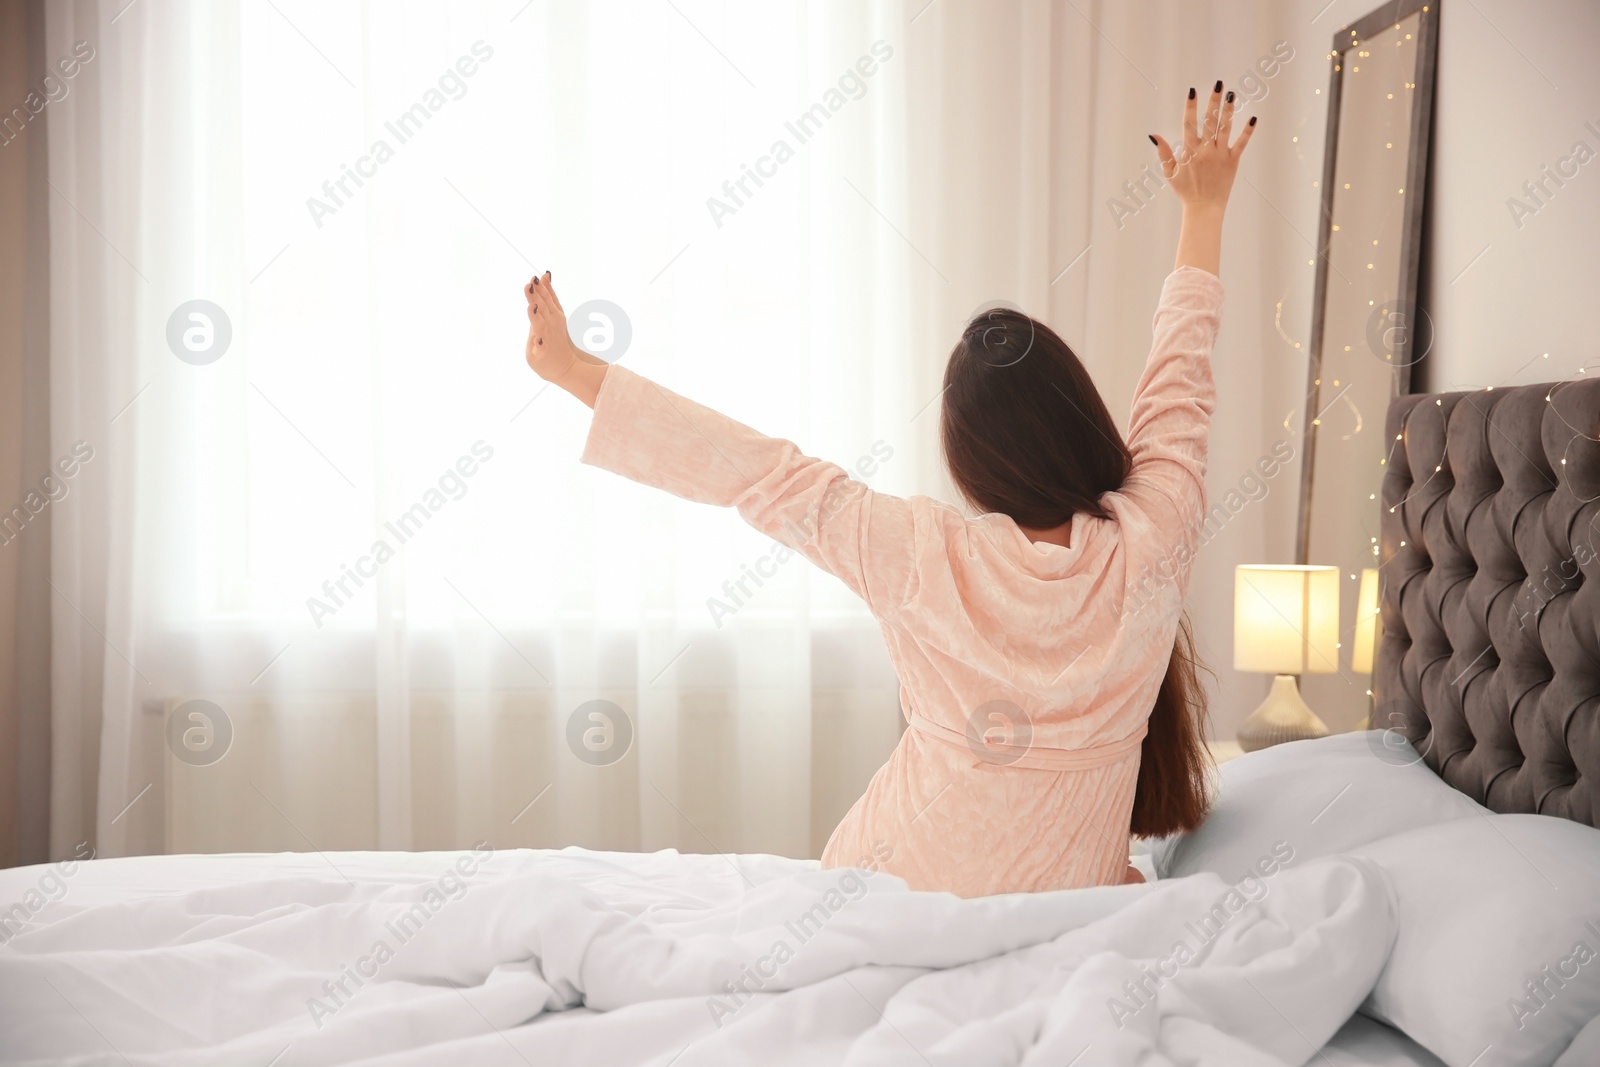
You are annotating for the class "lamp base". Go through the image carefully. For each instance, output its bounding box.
[1237,674,1330,753]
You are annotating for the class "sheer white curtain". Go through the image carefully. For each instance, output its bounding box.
[45,0,1307,861]
[47,0,914,860]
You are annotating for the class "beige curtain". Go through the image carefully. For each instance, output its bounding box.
[0,0,56,870]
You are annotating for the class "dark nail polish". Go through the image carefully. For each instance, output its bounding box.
[1248,116,1257,126]
[1214,80,1222,93]
[1226,90,1235,103]
[1148,134,1157,144]
[1188,87,1196,100]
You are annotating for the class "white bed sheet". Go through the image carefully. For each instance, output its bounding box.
[0,845,1397,1066]
[1130,842,1443,1067]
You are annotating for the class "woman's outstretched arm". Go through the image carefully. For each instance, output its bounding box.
[520,273,919,615]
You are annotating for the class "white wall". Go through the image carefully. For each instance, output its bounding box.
[1422,0,1600,390]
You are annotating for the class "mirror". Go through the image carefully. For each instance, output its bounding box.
[1296,0,1440,731]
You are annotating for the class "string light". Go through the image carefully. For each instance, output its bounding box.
[1314,58,1437,605]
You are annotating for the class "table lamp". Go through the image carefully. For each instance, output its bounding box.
[1350,567,1381,730]
[1233,564,1339,752]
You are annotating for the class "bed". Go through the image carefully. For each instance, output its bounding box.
[2,377,1597,1066]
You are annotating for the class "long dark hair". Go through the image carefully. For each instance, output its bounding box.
[939,306,1212,838]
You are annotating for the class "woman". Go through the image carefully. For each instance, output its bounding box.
[523,83,1255,897]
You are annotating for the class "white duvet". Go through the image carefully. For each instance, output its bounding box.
[0,846,1395,1066]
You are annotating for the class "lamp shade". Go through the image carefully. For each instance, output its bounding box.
[1351,568,1381,675]
[1234,565,1340,675]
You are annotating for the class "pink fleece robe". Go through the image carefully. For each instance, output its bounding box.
[579,265,1224,897]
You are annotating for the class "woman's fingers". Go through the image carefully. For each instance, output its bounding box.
[526,273,559,317]
[523,271,572,359]
[1182,87,1199,150]
[1149,133,1179,179]
[526,276,540,329]
[1218,89,1236,146]
[540,271,565,317]
[1201,80,1223,142]
[1231,114,1258,156]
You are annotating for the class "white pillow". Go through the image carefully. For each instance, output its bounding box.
[1352,814,1600,1067]
[1554,1015,1600,1067]
[1151,732,1487,882]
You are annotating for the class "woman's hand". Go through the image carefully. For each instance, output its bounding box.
[1149,80,1256,214]
[1147,81,1256,275]
[524,272,609,408]
[525,271,576,379]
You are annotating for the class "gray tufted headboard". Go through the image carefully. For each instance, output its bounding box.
[1375,377,1600,827]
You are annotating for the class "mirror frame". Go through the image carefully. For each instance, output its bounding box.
[1294,0,1441,564]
